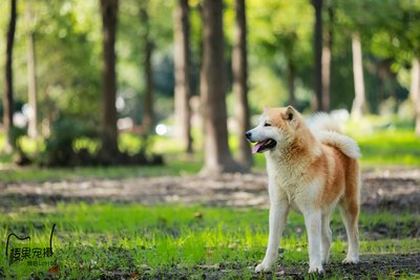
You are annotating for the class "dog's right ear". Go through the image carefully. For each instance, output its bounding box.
[283,106,296,121]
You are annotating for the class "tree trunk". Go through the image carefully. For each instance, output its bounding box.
[312,0,323,111]
[174,0,193,153]
[232,0,251,170]
[200,0,239,175]
[3,0,17,153]
[26,2,38,139]
[351,32,366,119]
[321,2,333,112]
[410,57,420,136]
[140,5,154,134]
[100,0,119,153]
[287,59,296,107]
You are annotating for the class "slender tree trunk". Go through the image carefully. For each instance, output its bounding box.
[410,57,420,136]
[312,0,323,111]
[232,0,251,169]
[26,2,38,139]
[174,0,193,153]
[321,2,333,112]
[287,59,296,107]
[100,0,119,153]
[200,0,239,175]
[351,32,366,119]
[3,0,17,153]
[140,5,154,134]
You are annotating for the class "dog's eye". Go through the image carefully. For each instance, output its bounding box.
[264,123,271,127]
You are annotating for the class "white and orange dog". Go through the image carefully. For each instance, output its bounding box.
[246,106,360,273]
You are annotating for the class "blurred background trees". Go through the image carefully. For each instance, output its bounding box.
[3,0,17,152]
[0,0,419,171]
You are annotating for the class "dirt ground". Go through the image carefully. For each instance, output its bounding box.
[100,252,420,279]
[0,167,419,212]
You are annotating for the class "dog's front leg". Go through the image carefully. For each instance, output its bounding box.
[255,201,288,272]
[303,210,323,273]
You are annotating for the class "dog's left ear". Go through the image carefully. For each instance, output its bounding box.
[283,106,296,121]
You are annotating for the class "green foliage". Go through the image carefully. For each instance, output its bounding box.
[38,117,99,166]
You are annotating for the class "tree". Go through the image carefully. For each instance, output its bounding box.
[200,0,239,175]
[321,0,334,112]
[311,0,324,111]
[26,1,38,138]
[173,0,193,153]
[140,2,154,134]
[232,0,251,169]
[351,32,366,119]
[139,2,155,134]
[100,0,119,153]
[3,0,17,153]
[411,58,420,136]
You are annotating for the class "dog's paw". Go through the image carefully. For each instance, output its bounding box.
[255,261,273,273]
[342,255,359,264]
[308,265,324,274]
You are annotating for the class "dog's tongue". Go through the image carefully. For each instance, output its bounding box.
[252,142,264,154]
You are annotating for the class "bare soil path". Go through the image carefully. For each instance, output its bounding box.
[1,168,419,212]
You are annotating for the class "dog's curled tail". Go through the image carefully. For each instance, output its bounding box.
[307,112,361,159]
[307,112,342,133]
[317,131,361,159]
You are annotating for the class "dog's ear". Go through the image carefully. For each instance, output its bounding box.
[283,106,296,121]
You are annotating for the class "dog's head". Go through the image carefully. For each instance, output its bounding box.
[246,106,302,153]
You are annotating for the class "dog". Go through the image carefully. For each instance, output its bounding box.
[246,106,361,273]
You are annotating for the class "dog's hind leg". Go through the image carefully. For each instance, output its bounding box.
[339,162,360,264]
[339,203,359,263]
[321,211,332,264]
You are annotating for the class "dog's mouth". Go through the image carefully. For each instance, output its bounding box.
[252,139,277,153]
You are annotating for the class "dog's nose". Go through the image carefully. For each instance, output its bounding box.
[245,131,252,140]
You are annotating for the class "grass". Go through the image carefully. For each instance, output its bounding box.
[0,159,201,183]
[352,130,420,166]
[0,203,418,279]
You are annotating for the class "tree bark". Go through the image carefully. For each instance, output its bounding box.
[312,0,323,111]
[232,0,251,169]
[351,32,366,119]
[410,57,420,136]
[287,59,296,107]
[200,0,239,175]
[174,0,193,153]
[100,0,119,153]
[140,4,154,134]
[3,0,17,153]
[321,2,333,112]
[26,2,38,139]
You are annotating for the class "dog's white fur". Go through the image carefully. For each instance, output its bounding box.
[248,107,361,274]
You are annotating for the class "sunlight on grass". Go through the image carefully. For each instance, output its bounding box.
[0,204,418,278]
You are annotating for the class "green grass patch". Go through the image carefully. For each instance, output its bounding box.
[0,159,201,184]
[0,204,418,279]
[355,130,420,166]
